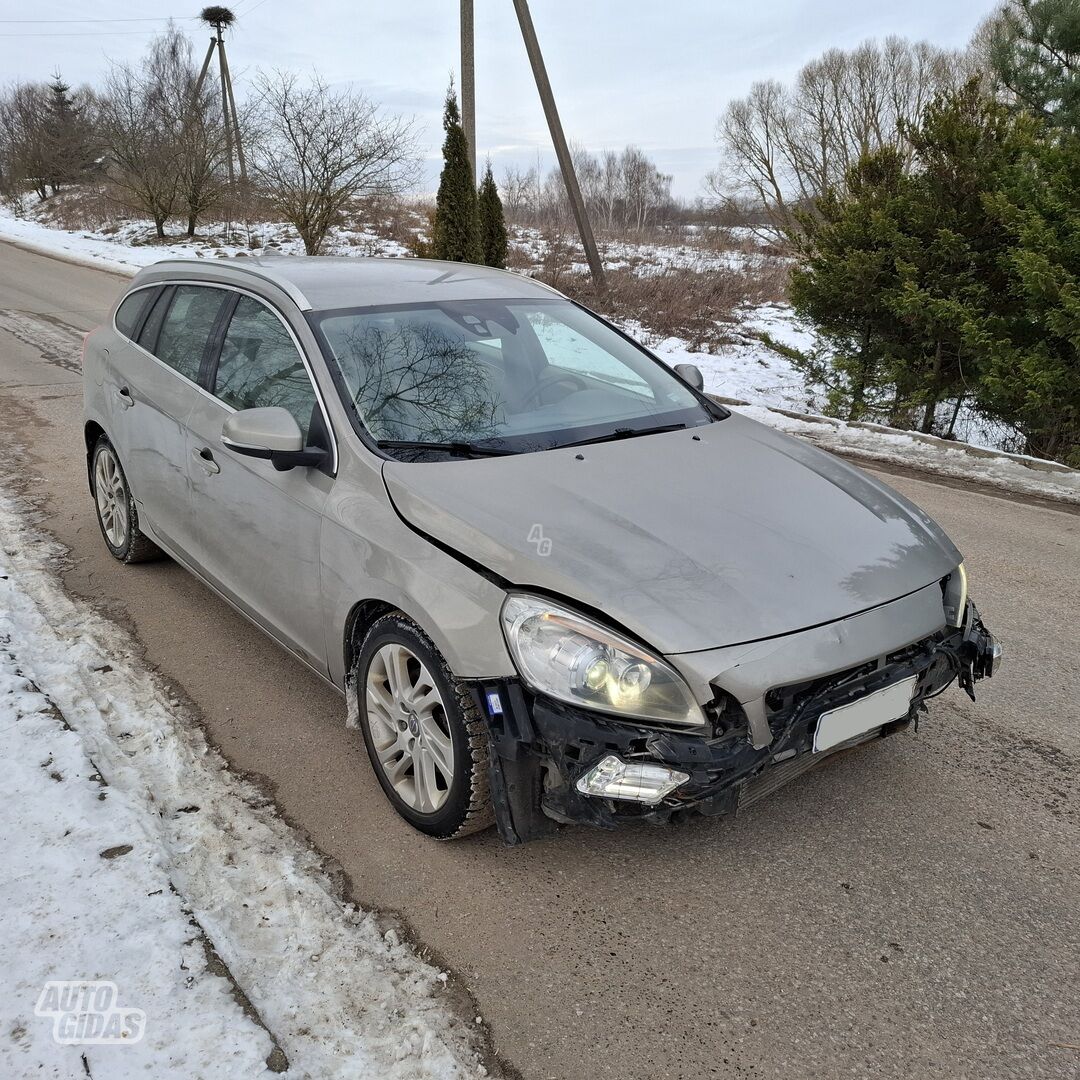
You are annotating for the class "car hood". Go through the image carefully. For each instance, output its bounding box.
[382,412,961,655]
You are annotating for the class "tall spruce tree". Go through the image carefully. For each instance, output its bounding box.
[43,74,94,195]
[789,149,912,423]
[477,162,508,269]
[888,83,1024,432]
[432,87,481,263]
[990,0,1080,132]
[974,132,1080,464]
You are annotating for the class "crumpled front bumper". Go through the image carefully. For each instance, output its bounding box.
[475,601,1001,845]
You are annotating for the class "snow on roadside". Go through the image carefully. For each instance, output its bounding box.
[629,303,823,414]
[732,404,1080,505]
[0,202,410,276]
[0,488,486,1079]
[627,310,1080,503]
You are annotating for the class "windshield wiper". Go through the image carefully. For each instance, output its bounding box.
[376,439,516,458]
[561,422,689,449]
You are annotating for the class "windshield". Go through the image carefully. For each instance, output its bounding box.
[310,298,714,455]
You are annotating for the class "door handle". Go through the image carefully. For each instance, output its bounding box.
[115,386,134,409]
[192,447,220,475]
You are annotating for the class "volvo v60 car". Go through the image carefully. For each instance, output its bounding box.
[82,257,1001,842]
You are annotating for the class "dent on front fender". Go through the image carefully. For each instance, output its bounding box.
[319,453,516,689]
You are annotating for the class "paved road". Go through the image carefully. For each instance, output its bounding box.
[1,240,1077,1080]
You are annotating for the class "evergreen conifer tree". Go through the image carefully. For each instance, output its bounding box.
[477,162,508,269]
[432,87,481,263]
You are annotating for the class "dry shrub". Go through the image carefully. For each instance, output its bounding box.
[536,262,790,351]
[34,185,115,231]
[358,194,428,249]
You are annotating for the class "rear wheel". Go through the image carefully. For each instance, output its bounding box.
[353,613,493,839]
[92,437,162,564]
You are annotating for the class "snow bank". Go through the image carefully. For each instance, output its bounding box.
[731,404,1080,505]
[0,490,486,1079]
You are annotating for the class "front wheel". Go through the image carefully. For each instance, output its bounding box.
[92,437,162,564]
[352,613,493,839]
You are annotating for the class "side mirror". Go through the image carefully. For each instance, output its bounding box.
[221,407,326,472]
[674,363,705,392]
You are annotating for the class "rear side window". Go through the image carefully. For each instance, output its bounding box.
[212,295,318,441]
[152,285,228,383]
[114,290,151,340]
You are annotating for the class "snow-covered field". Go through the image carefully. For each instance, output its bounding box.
[0,488,487,1078]
[0,201,1076,504]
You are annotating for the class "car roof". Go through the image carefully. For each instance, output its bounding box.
[129,255,564,312]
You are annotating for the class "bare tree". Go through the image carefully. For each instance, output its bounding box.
[620,145,671,230]
[714,36,968,234]
[146,29,228,236]
[0,83,51,201]
[509,144,672,233]
[97,27,228,238]
[500,166,536,217]
[597,149,622,229]
[250,71,418,255]
[99,60,180,237]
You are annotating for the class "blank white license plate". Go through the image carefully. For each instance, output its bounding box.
[813,675,918,753]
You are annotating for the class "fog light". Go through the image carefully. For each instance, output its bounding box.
[575,755,689,805]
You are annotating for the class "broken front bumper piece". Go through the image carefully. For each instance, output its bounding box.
[477,603,1001,845]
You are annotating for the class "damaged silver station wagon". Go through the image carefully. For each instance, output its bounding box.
[82,257,1002,843]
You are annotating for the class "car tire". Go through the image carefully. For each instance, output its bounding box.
[91,436,162,564]
[352,612,494,839]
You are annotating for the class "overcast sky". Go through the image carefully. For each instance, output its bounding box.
[0,0,994,198]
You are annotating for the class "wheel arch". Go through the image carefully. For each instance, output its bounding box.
[343,598,399,680]
[84,420,107,494]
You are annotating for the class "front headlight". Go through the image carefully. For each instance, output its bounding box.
[943,562,968,628]
[500,593,706,728]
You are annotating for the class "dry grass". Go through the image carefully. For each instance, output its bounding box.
[32,186,116,232]
[535,262,790,351]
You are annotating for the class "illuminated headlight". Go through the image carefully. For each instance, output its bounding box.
[500,594,706,727]
[576,755,690,804]
[943,562,969,627]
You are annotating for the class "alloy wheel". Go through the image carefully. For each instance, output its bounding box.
[364,642,455,813]
[94,447,129,550]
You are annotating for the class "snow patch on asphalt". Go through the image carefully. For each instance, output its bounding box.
[0,490,486,1078]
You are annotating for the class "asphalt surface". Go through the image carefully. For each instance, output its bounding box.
[1,240,1077,1080]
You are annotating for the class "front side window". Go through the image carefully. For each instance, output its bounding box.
[213,296,318,441]
[153,285,228,382]
[312,298,711,454]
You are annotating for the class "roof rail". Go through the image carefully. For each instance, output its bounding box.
[135,258,313,311]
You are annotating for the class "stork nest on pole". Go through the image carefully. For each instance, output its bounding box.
[199,6,236,30]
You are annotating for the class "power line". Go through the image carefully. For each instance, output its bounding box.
[230,0,272,18]
[0,17,192,24]
[0,29,173,37]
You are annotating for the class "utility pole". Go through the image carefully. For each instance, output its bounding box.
[460,0,476,181]
[512,0,606,291]
[215,23,235,186]
[193,7,246,190]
